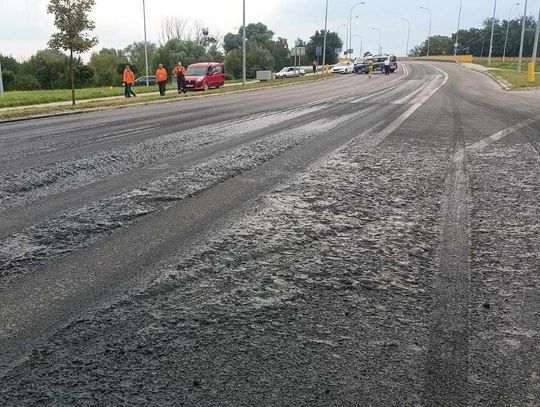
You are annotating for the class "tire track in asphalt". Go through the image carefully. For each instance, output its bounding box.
[424,106,471,406]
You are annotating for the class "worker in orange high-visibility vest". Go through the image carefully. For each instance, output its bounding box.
[173,61,187,94]
[156,64,168,96]
[123,65,136,98]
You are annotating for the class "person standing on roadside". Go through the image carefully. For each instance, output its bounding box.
[173,61,187,94]
[367,57,374,79]
[123,65,136,98]
[156,63,168,96]
[384,58,391,76]
[312,59,318,74]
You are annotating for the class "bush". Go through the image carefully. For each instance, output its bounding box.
[224,73,234,81]
[14,73,41,91]
[2,69,15,91]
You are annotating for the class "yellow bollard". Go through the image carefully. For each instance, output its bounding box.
[528,63,535,83]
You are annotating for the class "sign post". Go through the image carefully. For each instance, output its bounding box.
[292,47,306,76]
[0,60,4,98]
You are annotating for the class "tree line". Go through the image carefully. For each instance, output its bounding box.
[411,16,538,57]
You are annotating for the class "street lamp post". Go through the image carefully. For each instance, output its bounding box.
[532,7,540,67]
[322,0,329,73]
[402,18,411,57]
[348,2,366,56]
[503,2,520,62]
[518,0,528,72]
[142,0,149,87]
[355,35,363,58]
[242,0,246,86]
[454,0,464,58]
[347,16,360,58]
[336,23,347,56]
[488,0,498,66]
[0,60,4,98]
[372,27,381,55]
[420,6,432,57]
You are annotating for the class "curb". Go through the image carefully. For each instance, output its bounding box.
[0,76,332,124]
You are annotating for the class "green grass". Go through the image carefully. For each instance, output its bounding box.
[489,69,540,88]
[0,86,159,108]
[474,57,540,72]
[0,75,328,120]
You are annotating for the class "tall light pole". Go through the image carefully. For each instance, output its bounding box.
[336,23,347,56]
[142,0,149,87]
[454,0,464,58]
[322,0,329,72]
[0,60,4,98]
[518,0,528,72]
[488,0,498,66]
[420,6,432,57]
[348,2,366,56]
[402,17,411,57]
[347,16,360,58]
[355,34,363,58]
[242,0,246,86]
[503,2,520,61]
[532,6,540,67]
[372,27,381,55]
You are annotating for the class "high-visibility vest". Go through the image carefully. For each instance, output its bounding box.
[156,68,168,82]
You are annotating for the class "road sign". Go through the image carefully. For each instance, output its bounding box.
[292,47,306,56]
[454,42,459,47]
[346,49,354,55]
[316,46,322,56]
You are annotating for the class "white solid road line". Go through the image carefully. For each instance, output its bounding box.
[452,118,537,162]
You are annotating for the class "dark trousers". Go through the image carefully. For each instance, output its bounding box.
[176,74,186,92]
[158,81,167,95]
[312,65,317,74]
[124,83,136,97]
[384,65,390,75]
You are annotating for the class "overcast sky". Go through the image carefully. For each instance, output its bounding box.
[2,0,539,61]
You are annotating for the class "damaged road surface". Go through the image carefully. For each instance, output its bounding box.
[0,62,538,406]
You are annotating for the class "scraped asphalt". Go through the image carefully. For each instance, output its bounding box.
[0,62,538,406]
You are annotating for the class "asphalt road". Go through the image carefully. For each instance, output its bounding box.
[0,62,538,406]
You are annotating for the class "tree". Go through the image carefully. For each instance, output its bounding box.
[32,49,68,89]
[306,30,342,65]
[47,0,98,105]
[1,70,15,91]
[89,48,122,87]
[124,41,157,76]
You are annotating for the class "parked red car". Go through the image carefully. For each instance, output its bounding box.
[185,62,225,91]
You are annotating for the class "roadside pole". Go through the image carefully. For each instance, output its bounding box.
[242,0,246,86]
[488,0,497,66]
[518,0,528,73]
[530,6,540,82]
[454,0,463,58]
[0,60,4,98]
[322,0,329,75]
[143,0,149,87]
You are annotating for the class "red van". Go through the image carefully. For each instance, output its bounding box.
[185,62,225,91]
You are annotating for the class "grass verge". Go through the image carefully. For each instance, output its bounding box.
[488,69,540,89]
[0,75,327,120]
[474,58,540,72]
[0,86,159,108]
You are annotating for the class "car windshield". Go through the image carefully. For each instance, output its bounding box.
[279,67,292,72]
[186,67,208,76]
[334,63,347,67]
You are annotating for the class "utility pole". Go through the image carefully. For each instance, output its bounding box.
[348,2,366,57]
[322,0,328,72]
[142,0,149,87]
[420,7,432,57]
[488,0,497,66]
[242,0,246,86]
[402,18,411,57]
[518,0,528,72]
[454,0,463,58]
[532,6,540,67]
[0,60,4,98]
[503,3,520,62]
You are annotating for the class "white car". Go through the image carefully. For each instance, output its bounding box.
[330,61,353,74]
[275,67,306,79]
